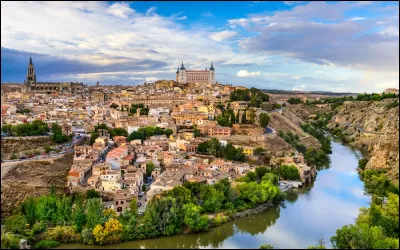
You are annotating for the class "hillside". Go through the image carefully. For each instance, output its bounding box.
[1,153,73,219]
[327,99,399,183]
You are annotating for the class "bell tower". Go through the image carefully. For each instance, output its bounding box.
[25,55,36,89]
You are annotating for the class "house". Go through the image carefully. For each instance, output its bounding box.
[113,189,137,214]
[106,146,128,170]
[113,136,127,147]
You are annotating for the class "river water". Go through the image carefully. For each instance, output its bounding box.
[60,141,370,249]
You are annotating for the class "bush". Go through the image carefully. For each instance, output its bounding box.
[81,228,95,245]
[30,221,47,236]
[358,158,368,170]
[1,232,20,249]
[34,240,60,249]
[5,214,27,234]
[213,214,228,226]
[259,244,274,249]
[43,226,81,243]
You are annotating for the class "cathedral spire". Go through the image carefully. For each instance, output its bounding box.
[29,54,33,65]
[210,62,214,71]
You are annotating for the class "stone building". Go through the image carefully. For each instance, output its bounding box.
[91,91,105,102]
[176,62,216,85]
[23,56,86,94]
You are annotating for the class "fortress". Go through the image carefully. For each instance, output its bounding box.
[176,62,216,85]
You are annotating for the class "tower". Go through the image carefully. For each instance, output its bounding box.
[177,61,187,83]
[25,55,36,89]
[209,62,215,85]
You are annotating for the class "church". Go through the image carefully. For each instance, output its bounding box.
[176,62,216,85]
[23,56,86,94]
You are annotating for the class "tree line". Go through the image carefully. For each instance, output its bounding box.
[197,138,246,162]
[2,169,283,248]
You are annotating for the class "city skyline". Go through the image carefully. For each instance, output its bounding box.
[1,1,399,92]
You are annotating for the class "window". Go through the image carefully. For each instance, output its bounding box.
[115,201,119,205]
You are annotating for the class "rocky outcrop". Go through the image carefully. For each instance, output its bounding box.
[328,99,399,183]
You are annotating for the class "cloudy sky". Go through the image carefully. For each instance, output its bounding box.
[1,1,399,92]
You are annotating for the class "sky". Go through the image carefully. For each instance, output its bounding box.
[1,1,399,92]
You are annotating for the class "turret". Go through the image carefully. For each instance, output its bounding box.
[180,61,186,70]
[210,62,215,71]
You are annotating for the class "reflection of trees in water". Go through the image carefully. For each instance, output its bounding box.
[234,206,281,235]
[116,221,236,249]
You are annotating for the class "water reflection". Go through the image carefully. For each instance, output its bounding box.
[60,142,370,249]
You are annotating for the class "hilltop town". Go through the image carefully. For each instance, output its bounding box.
[0,57,329,217]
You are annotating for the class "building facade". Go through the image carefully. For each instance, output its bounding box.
[176,62,216,85]
[24,56,86,94]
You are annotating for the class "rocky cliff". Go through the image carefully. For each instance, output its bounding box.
[327,99,399,183]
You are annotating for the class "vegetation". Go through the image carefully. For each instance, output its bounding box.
[110,103,119,109]
[278,165,300,181]
[287,98,302,104]
[385,100,399,110]
[127,126,173,142]
[1,120,49,137]
[331,159,399,249]
[146,161,155,177]
[259,113,270,128]
[229,88,270,108]
[2,175,282,247]
[16,108,32,114]
[51,123,71,143]
[34,240,61,249]
[109,128,128,139]
[128,104,149,116]
[197,138,246,162]
[259,244,274,249]
[193,126,204,137]
[358,158,368,171]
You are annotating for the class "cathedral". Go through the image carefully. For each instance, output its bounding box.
[176,62,216,85]
[24,56,86,94]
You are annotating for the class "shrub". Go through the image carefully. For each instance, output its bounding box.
[5,214,27,234]
[81,228,95,245]
[43,226,81,243]
[358,158,368,170]
[259,244,274,249]
[34,240,60,249]
[1,232,20,249]
[213,214,228,226]
[30,221,47,236]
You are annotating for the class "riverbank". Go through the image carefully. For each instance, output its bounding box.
[58,141,369,249]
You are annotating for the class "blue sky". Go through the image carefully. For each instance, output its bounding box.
[1,1,399,92]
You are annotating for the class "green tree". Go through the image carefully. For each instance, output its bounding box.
[146,161,155,177]
[86,189,100,199]
[255,166,269,180]
[183,203,209,232]
[5,214,27,234]
[86,198,105,229]
[109,128,128,139]
[44,146,52,154]
[259,113,270,128]
[23,197,37,227]
[358,158,368,170]
[278,165,300,180]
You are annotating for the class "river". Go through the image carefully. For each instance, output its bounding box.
[60,141,370,249]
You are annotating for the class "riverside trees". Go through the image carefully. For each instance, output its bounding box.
[3,173,282,247]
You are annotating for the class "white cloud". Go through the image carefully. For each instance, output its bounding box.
[146,7,157,16]
[379,26,399,37]
[145,77,159,82]
[107,2,134,18]
[292,84,306,90]
[237,70,261,77]
[349,17,366,21]
[209,30,238,42]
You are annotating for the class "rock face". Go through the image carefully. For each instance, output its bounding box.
[328,99,399,183]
